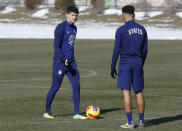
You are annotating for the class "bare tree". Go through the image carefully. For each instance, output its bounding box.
[114,0,117,8]
[135,0,150,16]
[165,0,178,14]
[91,0,105,14]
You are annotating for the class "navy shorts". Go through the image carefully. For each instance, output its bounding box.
[117,64,144,92]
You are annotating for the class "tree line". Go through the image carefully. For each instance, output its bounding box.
[25,0,105,13]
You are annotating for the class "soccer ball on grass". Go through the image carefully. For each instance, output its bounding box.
[86,105,100,119]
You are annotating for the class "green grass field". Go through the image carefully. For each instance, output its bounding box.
[0,39,182,131]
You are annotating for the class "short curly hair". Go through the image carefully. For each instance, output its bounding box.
[122,5,135,14]
[67,6,79,14]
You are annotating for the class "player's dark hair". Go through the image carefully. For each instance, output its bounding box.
[122,5,135,14]
[66,6,79,14]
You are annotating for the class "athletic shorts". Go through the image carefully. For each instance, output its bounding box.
[117,64,144,92]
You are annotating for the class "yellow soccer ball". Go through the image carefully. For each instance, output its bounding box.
[86,105,100,119]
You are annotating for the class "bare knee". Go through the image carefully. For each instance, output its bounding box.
[135,91,144,101]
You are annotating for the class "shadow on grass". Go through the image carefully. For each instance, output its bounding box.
[100,107,136,114]
[55,113,74,117]
[98,107,135,119]
[100,108,124,114]
[145,115,182,127]
[55,112,89,117]
[55,107,135,118]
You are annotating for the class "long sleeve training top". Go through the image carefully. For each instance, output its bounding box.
[111,20,148,71]
[53,20,77,62]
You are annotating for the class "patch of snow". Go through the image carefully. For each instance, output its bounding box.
[32,8,49,19]
[146,27,182,40]
[0,7,16,14]
[162,19,175,22]
[36,5,51,8]
[154,24,174,27]
[0,19,14,22]
[147,11,163,17]
[148,19,175,23]
[79,6,90,12]
[0,23,54,39]
[104,10,162,19]
[79,12,90,15]
[135,12,146,20]
[0,23,182,40]
[176,12,182,18]
[104,9,122,15]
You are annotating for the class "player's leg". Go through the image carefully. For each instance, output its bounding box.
[121,89,134,128]
[136,91,145,113]
[44,74,64,115]
[133,66,145,127]
[118,65,134,128]
[135,91,145,127]
[67,65,80,115]
[67,62,87,119]
[122,90,132,113]
[44,61,66,118]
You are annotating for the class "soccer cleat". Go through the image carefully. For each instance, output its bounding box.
[73,114,87,120]
[120,121,134,129]
[43,113,55,119]
[138,120,144,128]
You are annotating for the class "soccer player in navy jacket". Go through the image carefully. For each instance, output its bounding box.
[111,5,148,128]
[44,6,87,120]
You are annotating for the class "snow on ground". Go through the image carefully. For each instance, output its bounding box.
[148,19,175,23]
[104,10,163,19]
[176,12,182,18]
[135,12,146,20]
[0,23,182,40]
[78,6,90,12]
[0,23,54,39]
[79,12,90,16]
[147,11,163,17]
[0,7,16,14]
[104,9,122,15]
[32,8,49,19]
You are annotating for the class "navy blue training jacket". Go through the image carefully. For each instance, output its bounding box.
[53,20,77,62]
[111,20,148,71]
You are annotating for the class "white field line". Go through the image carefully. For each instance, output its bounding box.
[108,117,160,121]
[25,120,72,125]
[81,69,97,77]
[25,117,162,125]
[0,69,97,82]
[0,78,49,82]
[1,83,182,99]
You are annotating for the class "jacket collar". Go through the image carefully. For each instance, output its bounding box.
[65,20,74,27]
[125,20,134,25]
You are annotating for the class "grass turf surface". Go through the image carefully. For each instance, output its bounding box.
[0,39,182,131]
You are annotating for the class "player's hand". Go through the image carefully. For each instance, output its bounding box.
[64,59,71,67]
[111,68,117,79]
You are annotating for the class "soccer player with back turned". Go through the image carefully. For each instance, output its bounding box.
[44,6,87,120]
[111,5,148,128]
